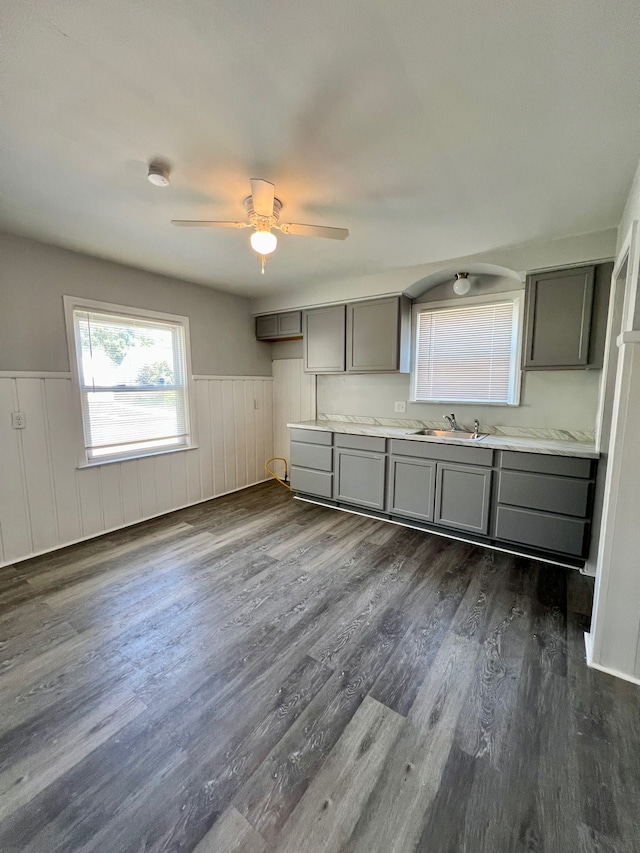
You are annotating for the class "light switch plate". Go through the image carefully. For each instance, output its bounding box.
[394,401,406,413]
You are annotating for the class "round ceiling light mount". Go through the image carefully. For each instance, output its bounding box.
[453,272,471,295]
[147,161,170,187]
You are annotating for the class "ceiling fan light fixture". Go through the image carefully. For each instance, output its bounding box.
[250,229,277,255]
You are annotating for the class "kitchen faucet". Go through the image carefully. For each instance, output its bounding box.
[443,413,460,431]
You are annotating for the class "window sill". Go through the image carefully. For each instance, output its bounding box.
[411,400,520,407]
[77,445,199,469]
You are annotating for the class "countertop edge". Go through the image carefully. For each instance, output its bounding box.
[287,421,599,459]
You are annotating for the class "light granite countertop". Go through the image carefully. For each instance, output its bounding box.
[288,419,599,458]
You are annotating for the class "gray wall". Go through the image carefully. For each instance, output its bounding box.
[0,233,272,375]
[316,370,601,432]
[617,157,640,253]
[317,275,602,432]
[271,339,304,360]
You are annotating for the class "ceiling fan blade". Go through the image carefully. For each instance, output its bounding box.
[277,222,349,240]
[171,220,250,229]
[250,179,275,217]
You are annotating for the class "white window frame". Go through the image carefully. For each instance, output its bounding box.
[64,296,196,467]
[410,290,524,406]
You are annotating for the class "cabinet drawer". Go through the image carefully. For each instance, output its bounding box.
[497,470,591,517]
[290,428,332,446]
[290,467,333,498]
[498,451,592,479]
[495,505,588,557]
[390,439,493,467]
[334,433,386,453]
[290,441,333,472]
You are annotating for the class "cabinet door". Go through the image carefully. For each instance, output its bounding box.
[523,266,595,368]
[277,311,302,336]
[435,463,492,534]
[334,448,386,510]
[255,314,279,339]
[387,456,435,522]
[303,305,346,373]
[347,297,401,372]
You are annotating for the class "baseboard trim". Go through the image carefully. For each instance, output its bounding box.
[1,478,272,569]
[584,631,640,686]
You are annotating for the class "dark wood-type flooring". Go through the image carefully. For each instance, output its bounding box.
[1,481,639,852]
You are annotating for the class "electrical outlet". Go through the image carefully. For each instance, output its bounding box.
[394,401,406,413]
[12,411,26,429]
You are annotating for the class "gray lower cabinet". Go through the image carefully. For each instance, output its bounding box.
[289,430,333,499]
[303,305,346,373]
[434,463,492,535]
[334,447,386,510]
[387,456,436,522]
[494,450,594,557]
[288,427,597,564]
[495,506,588,557]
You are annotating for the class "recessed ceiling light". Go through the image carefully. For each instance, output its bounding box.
[147,162,170,187]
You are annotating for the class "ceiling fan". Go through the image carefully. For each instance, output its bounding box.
[171,179,349,273]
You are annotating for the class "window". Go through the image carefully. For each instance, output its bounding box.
[412,294,522,405]
[64,298,193,464]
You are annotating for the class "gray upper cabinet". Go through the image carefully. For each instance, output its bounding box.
[523,265,596,369]
[304,296,411,374]
[334,447,386,511]
[346,296,411,373]
[256,311,302,341]
[434,463,492,535]
[303,305,346,373]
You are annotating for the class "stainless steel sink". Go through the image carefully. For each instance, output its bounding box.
[412,429,487,441]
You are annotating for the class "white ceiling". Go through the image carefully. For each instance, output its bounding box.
[2,1,639,297]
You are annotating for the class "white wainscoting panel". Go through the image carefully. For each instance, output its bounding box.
[0,375,273,566]
[272,359,316,470]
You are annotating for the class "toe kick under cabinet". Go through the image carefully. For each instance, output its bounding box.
[289,429,597,566]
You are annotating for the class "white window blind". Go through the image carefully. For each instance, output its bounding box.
[413,300,520,404]
[72,307,190,461]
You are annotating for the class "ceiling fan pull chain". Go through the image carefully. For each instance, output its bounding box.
[261,254,266,275]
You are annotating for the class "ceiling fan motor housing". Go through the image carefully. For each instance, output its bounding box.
[244,195,282,231]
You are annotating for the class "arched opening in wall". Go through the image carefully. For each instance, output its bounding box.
[406,263,523,303]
